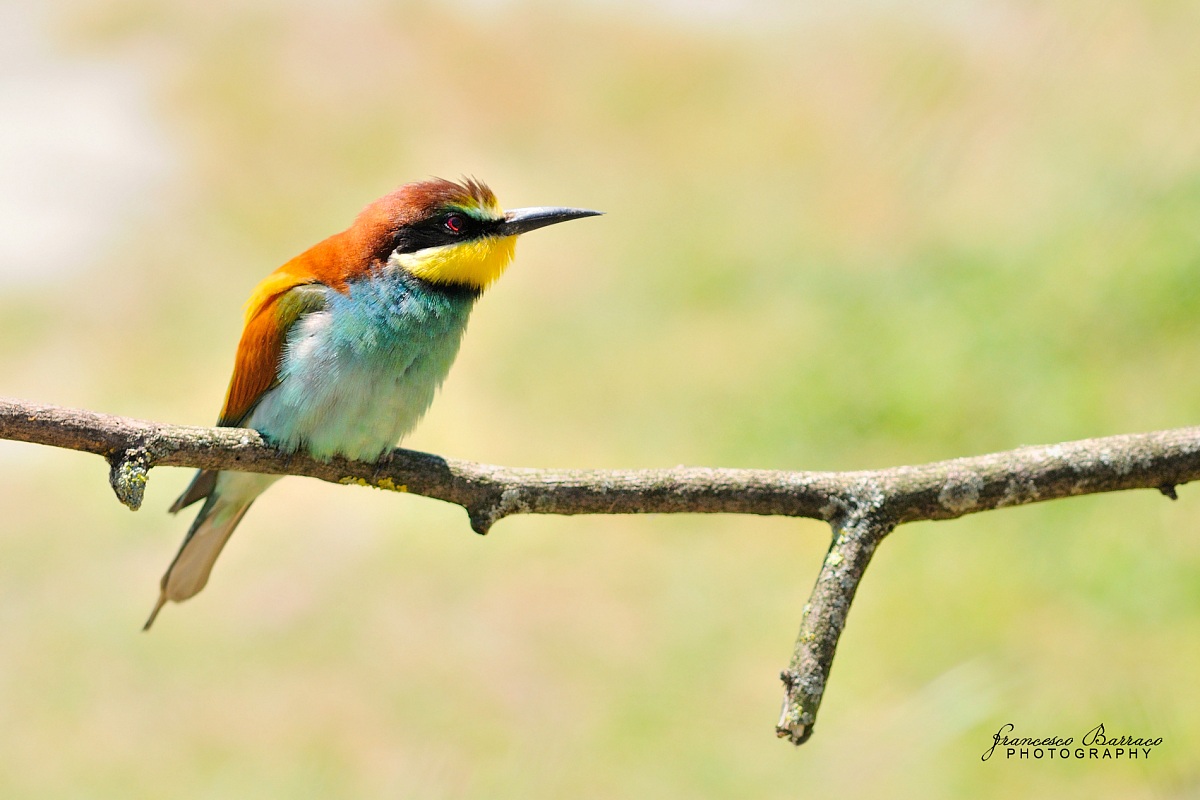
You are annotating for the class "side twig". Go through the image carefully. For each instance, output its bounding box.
[1,396,1197,744]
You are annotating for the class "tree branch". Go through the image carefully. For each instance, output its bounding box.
[2,396,1197,744]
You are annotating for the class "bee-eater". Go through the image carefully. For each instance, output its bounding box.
[146,177,599,629]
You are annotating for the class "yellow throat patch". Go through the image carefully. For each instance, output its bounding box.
[392,234,518,291]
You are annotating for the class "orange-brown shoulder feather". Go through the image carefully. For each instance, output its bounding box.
[218,223,374,426]
[218,274,311,426]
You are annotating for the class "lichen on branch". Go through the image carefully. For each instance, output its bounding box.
[2,396,1196,745]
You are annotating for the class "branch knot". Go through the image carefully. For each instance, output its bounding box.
[108,446,153,511]
[4,397,1200,748]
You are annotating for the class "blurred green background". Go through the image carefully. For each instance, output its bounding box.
[2,0,1199,797]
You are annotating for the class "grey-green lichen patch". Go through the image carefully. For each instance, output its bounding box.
[496,486,532,518]
[998,476,1039,507]
[339,476,407,492]
[109,449,151,511]
[938,469,984,514]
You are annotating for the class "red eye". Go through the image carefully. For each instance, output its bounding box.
[444,214,464,233]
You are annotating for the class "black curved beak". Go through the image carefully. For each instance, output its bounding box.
[499,206,603,236]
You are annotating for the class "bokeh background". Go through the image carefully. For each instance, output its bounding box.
[2,0,1199,796]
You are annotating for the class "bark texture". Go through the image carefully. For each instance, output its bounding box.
[2,397,1196,744]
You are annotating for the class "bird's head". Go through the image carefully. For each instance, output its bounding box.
[348,177,600,292]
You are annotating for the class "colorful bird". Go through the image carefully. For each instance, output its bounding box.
[146,178,600,629]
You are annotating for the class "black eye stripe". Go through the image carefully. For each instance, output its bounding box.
[388,214,502,256]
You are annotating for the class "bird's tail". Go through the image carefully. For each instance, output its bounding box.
[144,472,274,630]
